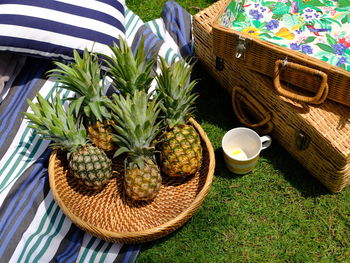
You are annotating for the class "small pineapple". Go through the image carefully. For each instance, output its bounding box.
[102,37,155,95]
[86,119,115,152]
[24,94,113,190]
[47,49,116,153]
[155,57,202,177]
[110,90,162,201]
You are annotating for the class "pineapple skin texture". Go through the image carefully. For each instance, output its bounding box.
[87,120,116,153]
[161,124,202,177]
[124,158,161,201]
[69,144,113,190]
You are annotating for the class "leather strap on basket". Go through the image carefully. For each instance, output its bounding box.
[274,60,329,104]
[232,86,273,134]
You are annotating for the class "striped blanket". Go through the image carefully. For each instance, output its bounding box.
[0,2,192,263]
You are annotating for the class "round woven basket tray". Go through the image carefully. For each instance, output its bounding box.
[49,118,215,244]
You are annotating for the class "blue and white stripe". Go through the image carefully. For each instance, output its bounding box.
[0,2,194,262]
[0,0,125,60]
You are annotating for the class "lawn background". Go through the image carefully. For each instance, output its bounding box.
[126,1,350,262]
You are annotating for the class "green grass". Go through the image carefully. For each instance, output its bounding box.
[126,0,216,21]
[125,2,350,262]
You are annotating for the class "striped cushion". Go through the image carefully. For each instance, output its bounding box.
[0,0,125,61]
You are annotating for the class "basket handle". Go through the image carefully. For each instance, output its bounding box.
[273,60,329,104]
[232,86,273,134]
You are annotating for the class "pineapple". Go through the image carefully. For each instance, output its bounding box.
[24,94,113,190]
[102,37,155,95]
[155,57,202,177]
[110,90,162,201]
[86,119,115,152]
[47,49,116,153]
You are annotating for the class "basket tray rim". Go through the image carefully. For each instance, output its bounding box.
[48,117,216,242]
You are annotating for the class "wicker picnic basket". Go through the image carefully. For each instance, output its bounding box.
[193,1,350,192]
[49,118,215,244]
[211,0,350,107]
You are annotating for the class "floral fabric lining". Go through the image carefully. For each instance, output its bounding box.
[219,0,350,71]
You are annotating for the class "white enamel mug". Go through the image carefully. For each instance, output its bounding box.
[222,127,272,174]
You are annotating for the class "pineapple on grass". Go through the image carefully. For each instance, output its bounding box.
[24,94,113,191]
[110,90,162,201]
[102,37,155,95]
[47,49,115,153]
[155,57,202,177]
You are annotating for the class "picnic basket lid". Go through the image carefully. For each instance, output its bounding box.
[210,0,350,107]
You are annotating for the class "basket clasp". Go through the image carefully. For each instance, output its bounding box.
[215,57,225,71]
[236,36,251,60]
[296,130,311,151]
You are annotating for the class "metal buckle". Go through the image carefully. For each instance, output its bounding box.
[215,57,224,71]
[235,36,251,60]
[296,130,311,150]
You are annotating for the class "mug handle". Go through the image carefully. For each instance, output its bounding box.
[260,135,272,150]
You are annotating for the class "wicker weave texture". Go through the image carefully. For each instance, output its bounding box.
[193,2,350,193]
[211,0,350,107]
[49,118,215,243]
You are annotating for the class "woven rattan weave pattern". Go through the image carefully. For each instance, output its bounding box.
[193,1,350,193]
[211,0,350,107]
[49,118,215,243]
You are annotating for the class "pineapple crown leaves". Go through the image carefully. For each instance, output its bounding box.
[101,37,155,96]
[109,90,162,165]
[155,56,199,129]
[47,49,111,123]
[24,93,88,152]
